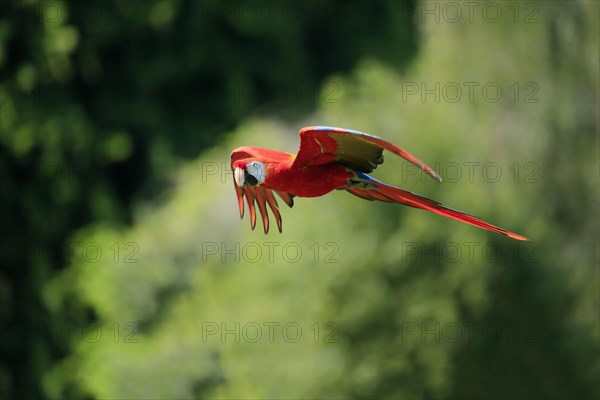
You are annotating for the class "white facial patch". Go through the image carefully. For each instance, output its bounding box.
[234,167,245,187]
[246,161,265,185]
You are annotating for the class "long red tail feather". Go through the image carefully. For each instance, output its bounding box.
[347,182,528,241]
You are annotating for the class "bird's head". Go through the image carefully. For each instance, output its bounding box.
[234,160,266,188]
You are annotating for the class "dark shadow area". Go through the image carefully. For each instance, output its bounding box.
[0,1,418,398]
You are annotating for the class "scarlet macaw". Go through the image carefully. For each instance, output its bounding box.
[230,126,527,240]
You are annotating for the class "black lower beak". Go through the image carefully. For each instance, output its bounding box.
[244,170,259,186]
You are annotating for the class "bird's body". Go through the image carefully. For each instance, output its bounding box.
[230,126,528,240]
[245,153,351,197]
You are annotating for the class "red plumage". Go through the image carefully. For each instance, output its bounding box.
[230,126,527,241]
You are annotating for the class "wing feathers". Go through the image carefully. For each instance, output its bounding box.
[264,190,284,233]
[296,126,441,182]
[234,179,245,219]
[233,183,293,234]
[253,188,270,234]
[336,136,384,172]
[244,187,257,230]
[275,191,294,208]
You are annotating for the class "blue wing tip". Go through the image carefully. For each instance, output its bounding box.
[353,170,385,184]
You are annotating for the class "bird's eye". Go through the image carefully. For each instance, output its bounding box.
[244,170,259,186]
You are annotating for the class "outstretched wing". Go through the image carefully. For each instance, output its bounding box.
[293,126,441,182]
[230,147,295,233]
[345,172,528,241]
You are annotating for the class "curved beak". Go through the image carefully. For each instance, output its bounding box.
[234,167,245,188]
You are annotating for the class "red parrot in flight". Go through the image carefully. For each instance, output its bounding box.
[230,126,528,240]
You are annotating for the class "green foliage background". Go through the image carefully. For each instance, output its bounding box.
[1,1,599,399]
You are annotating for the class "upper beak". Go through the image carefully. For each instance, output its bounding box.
[234,167,245,187]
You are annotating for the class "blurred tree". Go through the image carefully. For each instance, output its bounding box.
[0,0,419,398]
[47,1,598,399]
[48,2,600,399]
